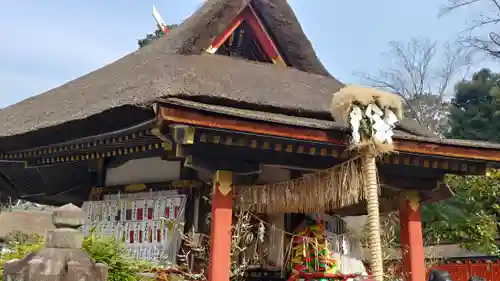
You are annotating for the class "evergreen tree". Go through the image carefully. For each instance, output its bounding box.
[446,68,500,141]
[138,24,178,48]
[421,69,500,255]
[423,173,500,255]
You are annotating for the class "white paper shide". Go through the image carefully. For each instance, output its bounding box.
[349,104,399,145]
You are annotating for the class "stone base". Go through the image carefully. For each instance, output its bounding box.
[46,229,84,249]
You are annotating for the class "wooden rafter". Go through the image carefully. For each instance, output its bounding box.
[244,5,285,65]
[205,13,246,54]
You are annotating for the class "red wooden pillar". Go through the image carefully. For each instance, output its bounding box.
[208,170,233,281]
[399,191,425,281]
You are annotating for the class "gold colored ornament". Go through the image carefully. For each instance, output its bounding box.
[404,190,420,211]
[213,170,233,196]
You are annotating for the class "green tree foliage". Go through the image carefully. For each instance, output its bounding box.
[446,68,500,141]
[421,69,500,255]
[138,24,178,48]
[423,172,500,255]
[0,233,44,278]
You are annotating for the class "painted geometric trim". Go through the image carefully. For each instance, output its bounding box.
[0,128,157,161]
[27,142,172,166]
[197,131,479,173]
[381,154,475,173]
[199,132,344,157]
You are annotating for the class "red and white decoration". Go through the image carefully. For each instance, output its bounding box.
[81,190,187,262]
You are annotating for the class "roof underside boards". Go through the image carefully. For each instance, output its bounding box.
[0,161,93,205]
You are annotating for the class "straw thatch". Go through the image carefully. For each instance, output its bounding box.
[238,157,366,213]
[0,54,343,152]
[0,0,490,154]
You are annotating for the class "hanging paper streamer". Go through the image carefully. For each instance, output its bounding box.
[290,218,338,280]
[82,190,187,263]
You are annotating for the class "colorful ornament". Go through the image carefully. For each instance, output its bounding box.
[290,219,338,280]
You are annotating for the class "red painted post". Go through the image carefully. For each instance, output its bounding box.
[399,191,426,281]
[207,171,233,281]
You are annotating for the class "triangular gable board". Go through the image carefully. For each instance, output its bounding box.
[205,5,285,65]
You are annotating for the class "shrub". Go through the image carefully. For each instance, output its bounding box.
[0,231,152,281]
[83,230,153,281]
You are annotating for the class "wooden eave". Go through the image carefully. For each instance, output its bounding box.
[0,120,172,167]
[158,105,498,172]
[0,101,493,177]
[168,123,482,175]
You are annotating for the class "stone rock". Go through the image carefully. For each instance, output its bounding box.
[52,203,85,229]
[46,229,84,249]
[2,204,108,281]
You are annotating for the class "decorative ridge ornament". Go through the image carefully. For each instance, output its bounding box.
[330,85,403,281]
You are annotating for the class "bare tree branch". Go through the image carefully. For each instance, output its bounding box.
[439,0,482,16]
[440,0,500,59]
[355,37,471,134]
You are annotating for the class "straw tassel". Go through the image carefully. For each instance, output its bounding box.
[238,157,366,213]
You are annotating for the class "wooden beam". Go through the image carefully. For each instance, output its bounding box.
[204,5,285,66]
[179,141,339,171]
[208,170,233,281]
[205,13,245,54]
[159,106,500,163]
[399,191,426,281]
[379,175,442,191]
[243,5,286,65]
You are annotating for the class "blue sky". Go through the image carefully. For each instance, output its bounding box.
[0,0,493,108]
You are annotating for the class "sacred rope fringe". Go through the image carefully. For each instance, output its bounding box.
[237,157,365,213]
[329,85,403,281]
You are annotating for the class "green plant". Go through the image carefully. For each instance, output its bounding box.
[0,233,44,278]
[0,230,153,281]
[4,231,43,246]
[423,171,500,255]
[83,230,153,281]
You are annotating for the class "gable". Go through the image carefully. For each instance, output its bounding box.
[205,4,286,65]
[147,0,332,76]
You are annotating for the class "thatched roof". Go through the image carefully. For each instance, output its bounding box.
[0,0,341,151]
[0,210,54,238]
